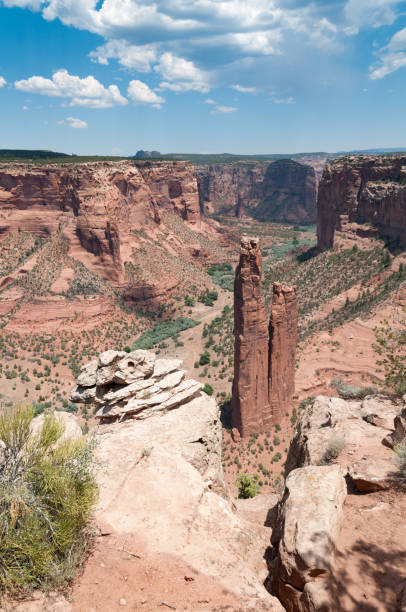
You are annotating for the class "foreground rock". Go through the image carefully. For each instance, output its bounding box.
[70,350,202,421]
[268,465,346,611]
[71,349,283,609]
[268,393,406,611]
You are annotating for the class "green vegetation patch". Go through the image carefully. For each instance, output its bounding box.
[132,317,199,350]
[0,406,97,594]
[208,262,234,292]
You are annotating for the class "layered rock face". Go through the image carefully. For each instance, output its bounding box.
[0,160,201,286]
[231,237,271,437]
[196,159,317,223]
[68,350,283,609]
[232,237,298,436]
[317,155,406,250]
[268,282,298,424]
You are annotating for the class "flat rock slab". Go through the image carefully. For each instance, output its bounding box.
[348,456,398,491]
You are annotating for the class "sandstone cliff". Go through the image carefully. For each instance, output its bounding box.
[196,159,317,223]
[317,155,406,250]
[0,160,201,287]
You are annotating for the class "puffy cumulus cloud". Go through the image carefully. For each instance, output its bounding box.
[155,52,210,93]
[369,27,406,79]
[0,76,6,88]
[127,79,165,107]
[58,116,88,128]
[89,40,157,71]
[14,69,128,108]
[2,0,43,7]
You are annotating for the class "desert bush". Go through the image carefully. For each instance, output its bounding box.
[374,317,406,396]
[394,441,406,478]
[202,383,214,396]
[0,406,98,594]
[236,473,259,499]
[320,437,346,465]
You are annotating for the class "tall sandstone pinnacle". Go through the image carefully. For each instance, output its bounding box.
[231,237,298,437]
[268,282,298,424]
[231,236,271,438]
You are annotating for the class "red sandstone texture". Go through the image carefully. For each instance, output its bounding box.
[232,237,298,437]
[0,160,201,287]
[317,155,406,250]
[196,159,316,223]
[268,282,298,424]
[231,236,270,437]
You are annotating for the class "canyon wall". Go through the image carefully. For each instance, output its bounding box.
[196,159,317,223]
[0,160,201,286]
[317,155,406,250]
[232,237,298,437]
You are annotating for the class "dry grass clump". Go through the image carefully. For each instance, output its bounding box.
[0,406,97,594]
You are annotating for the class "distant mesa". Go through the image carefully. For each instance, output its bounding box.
[133,150,161,159]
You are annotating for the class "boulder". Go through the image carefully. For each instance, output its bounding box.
[383,410,406,449]
[348,456,397,491]
[69,385,96,404]
[270,464,346,611]
[77,359,98,387]
[112,350,155,384]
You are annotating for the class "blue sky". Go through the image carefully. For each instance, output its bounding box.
[1,0,406,155]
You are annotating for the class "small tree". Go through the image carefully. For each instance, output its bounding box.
[236,473,259,499]
[374,316,406,396]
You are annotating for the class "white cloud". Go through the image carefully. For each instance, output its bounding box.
[231,84,257,93]
[89,40,157,72]
[211,105,237,113]
[0,76,6,88]
[369,27,406,79]
[14,69,127,108]
[2,0,42,7]
[344,0,399,34]
[228,30,282,55]
[204,98,216,104]
[127,79,164,107]
[155,52,210,93]
[273,96,295,104]
[58,116,88,128]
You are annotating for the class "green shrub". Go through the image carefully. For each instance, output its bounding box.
[394,441,406,478]
[0,406,98,594]
[132,317,199,350]
[236,473,259,499]
[199,351,211,366]
[202,383,214,396]
[320,437,346,465]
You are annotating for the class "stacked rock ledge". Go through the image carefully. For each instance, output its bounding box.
[70,349,203,421]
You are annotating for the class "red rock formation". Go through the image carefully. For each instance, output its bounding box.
[232,240,298,436]
[0,160,201,286]
[231,236,271,437]
[196,159,316,223]
[317,155,406,250]
[268,282,298,425]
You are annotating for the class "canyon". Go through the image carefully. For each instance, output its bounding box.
[196,158,317,223]
[317,154,406,250]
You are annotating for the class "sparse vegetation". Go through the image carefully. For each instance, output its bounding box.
[0,406,97,594]
[236,473,259,498]
[374,314,406,396]
[320,437,346,465]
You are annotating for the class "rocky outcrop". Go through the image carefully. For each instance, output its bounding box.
[0,160,201,286]
[232,238,297,436]
[70,349,203,421]
[268,282,298,424]
[269,393,406,610]
[196,159,316,223]
[317,155,406,250]
[268,464,346,612]
[231,236,271,437]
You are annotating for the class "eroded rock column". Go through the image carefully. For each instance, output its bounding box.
[268,282,298,424]
[231,236,270,437]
